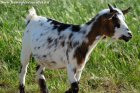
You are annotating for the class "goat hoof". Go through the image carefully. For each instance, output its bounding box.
[41,90,48,93]
[19,84,25,93]
[65,91,71,93]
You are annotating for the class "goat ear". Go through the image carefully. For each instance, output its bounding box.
[108,4,114,12]
[122,7,132,15]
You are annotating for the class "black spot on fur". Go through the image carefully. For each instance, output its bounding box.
[69,41,73,48]
[59,35,65,39]
[26,20,30,26]
[48,19,71,32]
[47,18,52,22]
[54,39,58,47]
[73,68,76,74]
[40,22,44,26]
[19,84,25,93]
[33,54,40,59]
[66,49,69,63]
[71,25,80,32]
[36,38,39,41]
[69,33,73,39]
[50,19,60,27]
[43,55,47,58]
[82,30,86,34]
[57,24,70,32]
[40,70,43,75]
[73,41,79,47]
[50,20,59,25]
[19,65,22,73]
[51,61,56,64]
[54,39,57,42]
[38,47,40,49]
[61,41,65,47]
[53,25,59,30]
[115,22,120,28]
[40,33,44,36]
[26,30,29,33]
[47,37,53,43]
[39,78,48,93]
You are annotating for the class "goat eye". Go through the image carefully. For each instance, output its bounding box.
[112,16,117,20]
[112,16,120,28]
[115,23,120,28]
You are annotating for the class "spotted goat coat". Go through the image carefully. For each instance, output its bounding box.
[19,4,132,93]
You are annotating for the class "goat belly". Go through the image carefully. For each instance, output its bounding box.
[32,48,67,69]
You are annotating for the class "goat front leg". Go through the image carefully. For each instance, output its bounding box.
[36,65,48,93]
[65,64,79,93]
[75,70,83,83]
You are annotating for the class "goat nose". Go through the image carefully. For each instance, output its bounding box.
[128,32,132,38]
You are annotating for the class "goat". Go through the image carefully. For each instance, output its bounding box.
[19,4,132,93]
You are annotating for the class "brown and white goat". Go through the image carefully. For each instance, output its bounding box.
[19,4,132,93]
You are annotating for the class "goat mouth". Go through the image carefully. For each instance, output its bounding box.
[119,35,132,42]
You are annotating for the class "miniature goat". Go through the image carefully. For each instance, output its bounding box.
[19,4,132,93]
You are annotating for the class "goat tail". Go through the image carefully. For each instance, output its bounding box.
[26,7,37,24]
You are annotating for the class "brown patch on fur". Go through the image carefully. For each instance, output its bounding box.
[74,11,117,65]
[74,42,89,65]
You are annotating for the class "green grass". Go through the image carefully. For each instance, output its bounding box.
[0,0,140,93]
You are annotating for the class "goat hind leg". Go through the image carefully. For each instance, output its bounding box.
[19,35,31,93]
[36,65,48,93]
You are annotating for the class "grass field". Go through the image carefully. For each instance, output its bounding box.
[0,0,140,93]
